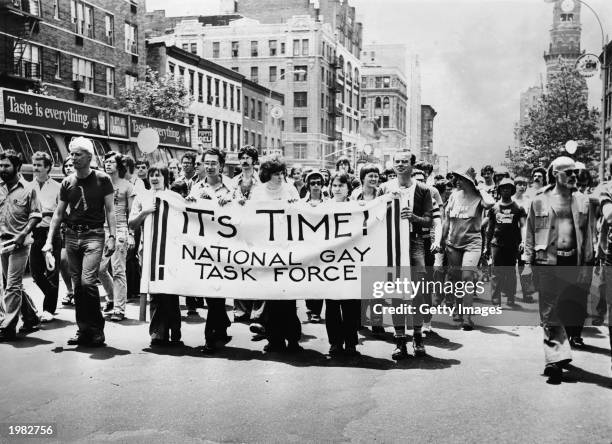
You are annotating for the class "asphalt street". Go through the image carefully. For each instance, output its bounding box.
[0,278,610,444]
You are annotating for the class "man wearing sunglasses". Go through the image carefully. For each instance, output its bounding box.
[523,156,594,384]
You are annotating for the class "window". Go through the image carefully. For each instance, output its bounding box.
[213,42,220,58]
[250,66,258,83]
[257,101,262,121]
[294,117,308,133]
[251,132,256,145]
[231,67,239,72]
[293,39,300,56]
[236,88,241,111]
[198,73,203,102]
[320,93,324,109]
[280,68,285,80]
[222,82,227,108]
[124,23,137,54]
[280,42,285,54]
[198,116,203,129]
[223,122,228,149]
[321,67,325,82]
[168,63,175,75]
[206,76,212,102]
[71,1,93,37]
[188,70,194,95]
[250,99,255,119]
[269,40,277,56]
[294,66,307,81]
[561,13,574,22]
[104,14,113,45]
[383,97,390,114]
[215,120,220,147]
[361,76,367,87]
[251,41,258,57]
[230,85,234,110]
[302,39,309,56]
[244,96,249,117]
[375,77,383,88]
[125,73,137,90]
[53,0,59,19]
[106,67,114,96]
[230,123,235,149]
[383,76,390,88]
[182,43,188,51]
[244,130,249,145]
[190,43,197,54]
[294,143,307,159]
[72,57,93,91]
[360,97,366,109]
[237,124,241,148]
[269,66,277,82]
[382,116,390,128]
[214,79,220,106]
[54,52,61,79]
[231,41,239,57]
[294,92,307,107]
[375,97,382,109]
[13,43,40,79]
[178,66,184,79]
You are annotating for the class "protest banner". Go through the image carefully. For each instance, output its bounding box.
[140,192,410,299]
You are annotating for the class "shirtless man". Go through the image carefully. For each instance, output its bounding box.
[523,157,594,384]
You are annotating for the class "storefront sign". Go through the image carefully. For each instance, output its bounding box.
[2,89,107,135]
[108,112,129,138]
[129,116,191,148]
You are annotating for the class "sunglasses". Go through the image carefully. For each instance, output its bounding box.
[309,180,322,186]
[559,169,579,176]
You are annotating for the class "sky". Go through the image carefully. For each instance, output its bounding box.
[145,0,611,170]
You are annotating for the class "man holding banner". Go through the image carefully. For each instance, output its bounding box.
[379,150,433,359]
[187,148,233,354]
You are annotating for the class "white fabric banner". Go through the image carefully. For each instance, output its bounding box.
[140,191,410,299]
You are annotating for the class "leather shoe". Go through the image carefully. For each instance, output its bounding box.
[201,342,216,354]
[19,322,41,334]
[0,329,17,342]
[328,344,343,356]
[286,341,303,353]
[544,363,562,384]
[67,334,90,346]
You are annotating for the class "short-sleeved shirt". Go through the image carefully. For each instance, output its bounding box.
[31,178,61,228]
[60,170,114,227]
[108,178,135,229]
[250,182,299,202]
[487,201,526,248]
[188,176,232,200]
[0,177,42,245]
[445,191,484,251]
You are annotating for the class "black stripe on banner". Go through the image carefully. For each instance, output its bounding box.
[158,200,170,280]
[394,198,401,267]
[150,198,161,282]
[386,201,393,267]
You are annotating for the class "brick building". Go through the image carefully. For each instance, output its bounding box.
[145,7,362,169]
[543,0,583,82]
[0,0,145,108]
[242,78,284,157]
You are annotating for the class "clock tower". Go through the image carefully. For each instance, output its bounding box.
[543,0,583,82]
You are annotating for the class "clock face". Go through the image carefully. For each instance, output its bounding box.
[561,0,575,13]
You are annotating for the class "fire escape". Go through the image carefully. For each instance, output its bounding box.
[0,0,42,91]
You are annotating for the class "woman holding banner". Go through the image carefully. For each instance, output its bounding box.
[250,156,302,353]
[302,170,328,324]
[129,164,182,347]
[324,172,362,357]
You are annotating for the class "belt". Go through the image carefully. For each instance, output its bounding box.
[65,223,104,232]
[557,249,577,257]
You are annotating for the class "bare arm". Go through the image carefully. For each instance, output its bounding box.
[42,200,68,252]
[479,188,496,209]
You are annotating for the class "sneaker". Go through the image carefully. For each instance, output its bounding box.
[40,311,55,323]
[67,333,89,346]
[249,323,266,335]
[103,301,114,313]
[286,341,304,353]
[310,314,321,323]
[61,293,74,306]
[89,333,106,347]
[186,309,198,316]
[569,336,585,348]
[201,342,216,354]
[413,333,426,357]
[110,312,125,322]
[422,322,432,335]
[592,317,604,326]
[523,294,535,303]
[462,318,474,331]
[233,314,250,323]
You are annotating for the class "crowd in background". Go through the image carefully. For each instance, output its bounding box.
[0,138,610,384]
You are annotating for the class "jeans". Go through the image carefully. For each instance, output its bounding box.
[0,245,38,332]
[393,236,425,337]
[65,228,105,338]
[99,228,128,314]
[305,299,323,317]
[150,294,181,341]
[30,227,61,314]
[490,244,518,303]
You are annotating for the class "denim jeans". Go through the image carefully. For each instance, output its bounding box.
[393,236,425,337]
[30,227,61,314]
[99,228,128,315]
[490,245,518,303]
[0,245,39,333]
[65,228,105,338]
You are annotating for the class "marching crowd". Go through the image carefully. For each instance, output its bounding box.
[0,136,611,385]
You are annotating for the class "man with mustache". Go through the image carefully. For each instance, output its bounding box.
[523,156,594,384]
[529,167,547,198]
[0,150,42,342]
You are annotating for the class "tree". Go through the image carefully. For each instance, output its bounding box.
[510,63,600,178]
[116,67,193,121]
